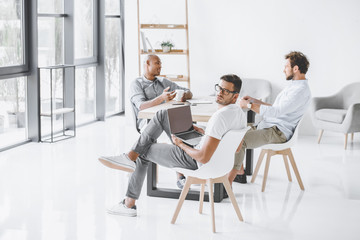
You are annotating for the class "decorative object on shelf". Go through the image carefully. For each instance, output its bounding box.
[140,31,154,53]
[160,40,174,53]
[140,31,148,52]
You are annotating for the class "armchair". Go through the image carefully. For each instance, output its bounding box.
[311,82,360,149]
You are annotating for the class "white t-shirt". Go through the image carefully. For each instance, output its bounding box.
[195,104,247,150]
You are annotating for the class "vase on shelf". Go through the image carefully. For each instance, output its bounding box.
[162,46,171,53]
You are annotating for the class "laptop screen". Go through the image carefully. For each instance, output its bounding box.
[167,105,193,134]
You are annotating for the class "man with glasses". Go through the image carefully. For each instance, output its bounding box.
[98,74,247,217]
[228,51,311,184]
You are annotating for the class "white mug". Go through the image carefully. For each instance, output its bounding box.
[174,89,184,101]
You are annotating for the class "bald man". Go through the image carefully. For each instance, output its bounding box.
[130,54,193,189]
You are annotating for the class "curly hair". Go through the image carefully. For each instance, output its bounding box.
[285,51,310,74]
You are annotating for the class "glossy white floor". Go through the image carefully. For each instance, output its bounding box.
[1,115,360,240]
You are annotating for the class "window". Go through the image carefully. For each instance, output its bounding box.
[37,0,64,67]
[74,0,96,123]
[38,17,64,67]
[0,76,27,149]
[0,0,24,68]
[75,66,96,124]
[0,0,28,149]
[105,0,123,115]
[0,0,125,150]
[74,0,94,60]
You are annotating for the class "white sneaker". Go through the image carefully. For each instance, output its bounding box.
[98,154,136,172]
[107,199,137,217]
[177,177,186,189]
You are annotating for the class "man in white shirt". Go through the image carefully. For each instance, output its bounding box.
[99,74,247,217]
[230,51,311,184]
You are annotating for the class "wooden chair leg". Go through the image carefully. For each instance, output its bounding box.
[317,129,324,144]
[344,134,348,150]
[287,149,304,190]
[262,153,272,192]
[283,155,292,182]
[199,183,205,214]
[351,133,354,141]
[251,149,266,183]
[222,177,243,222]
[171,177,193,224]
[207,179,216,233]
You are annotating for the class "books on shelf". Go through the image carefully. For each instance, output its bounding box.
[140,31,153,53]
[140,31,147,52]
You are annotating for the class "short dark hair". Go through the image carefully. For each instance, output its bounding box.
[220,74,242,93]
[285,51,310,74]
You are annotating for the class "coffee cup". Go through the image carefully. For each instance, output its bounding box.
[174,89,184,101]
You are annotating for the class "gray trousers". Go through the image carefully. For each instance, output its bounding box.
[233,125,287,170]
[126,109,198,200]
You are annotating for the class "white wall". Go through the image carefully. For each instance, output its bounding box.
[124,0,360,135]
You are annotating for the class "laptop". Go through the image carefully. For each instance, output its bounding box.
[167,105,204,146]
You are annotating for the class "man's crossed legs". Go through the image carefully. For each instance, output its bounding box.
[99,109,198,216]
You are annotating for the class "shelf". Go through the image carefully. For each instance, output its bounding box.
[41,108,75,117]
[140,49,188,55]
[140,24,187,29]
[159,75,188,82]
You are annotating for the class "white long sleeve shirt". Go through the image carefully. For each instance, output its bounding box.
[257,80,311,140]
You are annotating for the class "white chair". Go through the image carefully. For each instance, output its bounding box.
[251,121,305,192]
[240,78,272,124]
[240,78,272,103]
[171,127,250,233]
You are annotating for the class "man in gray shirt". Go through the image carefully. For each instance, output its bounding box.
[130,54,193,188]
[130,54,192,130]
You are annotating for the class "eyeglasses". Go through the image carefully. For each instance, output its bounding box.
[214,84,238,96]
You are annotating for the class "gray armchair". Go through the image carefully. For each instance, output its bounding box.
[311,82,360,149]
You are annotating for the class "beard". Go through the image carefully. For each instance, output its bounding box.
[286,74,294,80]
[216,95,232,105]
[286,70,294,80]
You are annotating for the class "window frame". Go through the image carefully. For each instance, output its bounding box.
[74,0,98,66]
[0,0,29,80]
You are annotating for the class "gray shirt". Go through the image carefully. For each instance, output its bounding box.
[130,75,189,129]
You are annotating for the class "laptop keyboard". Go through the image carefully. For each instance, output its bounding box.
[177,131,202,140]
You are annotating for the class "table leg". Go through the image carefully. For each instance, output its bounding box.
[233,111,254,183]
[245,149,253,175]
[146,162,226,203]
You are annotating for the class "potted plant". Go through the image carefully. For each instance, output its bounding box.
[160,40,174,53]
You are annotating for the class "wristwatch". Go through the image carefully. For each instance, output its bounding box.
[247,102,252,109]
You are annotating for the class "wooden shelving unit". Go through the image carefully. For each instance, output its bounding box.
[137,0,190,88]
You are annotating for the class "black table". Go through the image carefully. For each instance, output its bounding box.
[146,111,254,203]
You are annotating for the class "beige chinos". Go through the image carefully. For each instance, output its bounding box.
[233,125,287,170]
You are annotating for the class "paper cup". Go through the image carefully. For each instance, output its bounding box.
[174,89,184,101]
